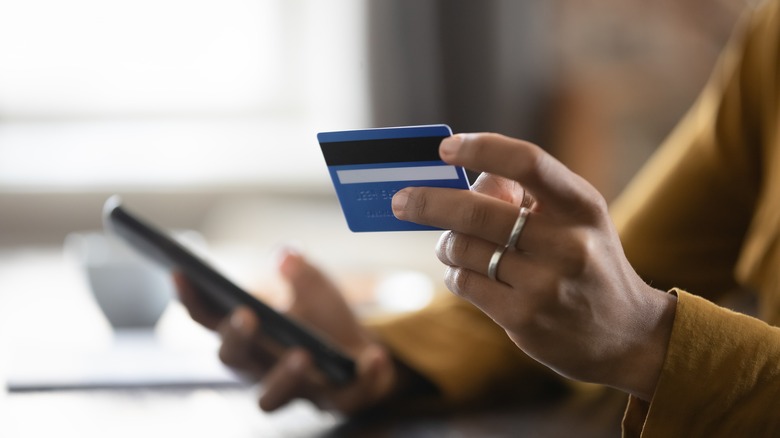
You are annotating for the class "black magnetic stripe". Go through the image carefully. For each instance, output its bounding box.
[319,136,445,166]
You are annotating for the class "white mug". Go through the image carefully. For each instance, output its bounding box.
[65,231,175,330]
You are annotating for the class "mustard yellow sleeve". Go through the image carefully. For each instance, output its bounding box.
[368,0,780,417]
[609,0,776,298]
[618,1,780,435]
[367,293,562,405]
[623,290,780,436]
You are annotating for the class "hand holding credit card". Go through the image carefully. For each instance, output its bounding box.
[317,124,470,232]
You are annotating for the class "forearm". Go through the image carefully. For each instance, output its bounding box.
[367,294,566,406]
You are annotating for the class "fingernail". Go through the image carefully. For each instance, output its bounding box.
[391,190,409,215]
[230,310,248,332]
[275,244,303,277]
[440,135,463,159]
[288,351,306,372]
[276,243,302,259]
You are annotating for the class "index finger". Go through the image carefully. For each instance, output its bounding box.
[440,133,596,212]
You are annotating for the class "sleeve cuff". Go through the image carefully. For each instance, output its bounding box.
[622,289,780,436]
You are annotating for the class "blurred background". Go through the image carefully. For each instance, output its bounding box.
[0,0,750,431]
[0,0,751,239]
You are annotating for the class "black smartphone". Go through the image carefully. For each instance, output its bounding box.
[102,195,356,385]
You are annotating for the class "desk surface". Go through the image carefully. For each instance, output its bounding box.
[1,386,626,438]
[0,248,626,437]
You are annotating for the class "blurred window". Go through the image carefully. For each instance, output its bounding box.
[0,0,368,190]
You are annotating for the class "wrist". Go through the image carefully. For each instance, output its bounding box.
[617,287,677,401]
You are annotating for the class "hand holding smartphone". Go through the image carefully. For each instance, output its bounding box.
[102,196,357,385]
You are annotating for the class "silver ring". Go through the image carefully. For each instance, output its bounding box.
[488,207,531,282]
[521,191,534,209]
[506,207,531,250]
[488,245,507,281]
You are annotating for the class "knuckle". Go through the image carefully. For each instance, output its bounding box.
[445,232,472,266]
[507,141,547,188]
[405,190,429,220]
[567,181,609,223]
[444,266,475,297]
[556,228,594,276]
[581,191,608,221]
[435,231,452,264]
[218,343,238,366]
[461,203,491,230]
[524,148,547,186]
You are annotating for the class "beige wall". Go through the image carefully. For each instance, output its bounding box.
[0,191,223,247]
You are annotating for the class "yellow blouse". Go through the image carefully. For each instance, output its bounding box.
[614,0,780,434]
[372,0,780,435]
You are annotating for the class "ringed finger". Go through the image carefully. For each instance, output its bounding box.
[394,186,524,246]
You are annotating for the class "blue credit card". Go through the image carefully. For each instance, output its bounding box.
[317,124,470,232]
